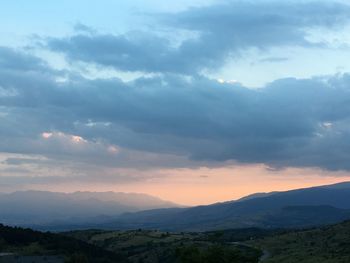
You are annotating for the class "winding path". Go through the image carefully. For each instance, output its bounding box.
[258,249,270,262]
[230,242,270,262]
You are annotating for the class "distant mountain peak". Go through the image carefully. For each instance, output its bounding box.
[0,190,180,229]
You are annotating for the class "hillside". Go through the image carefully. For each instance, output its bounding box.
[102,182,350,231]
[3,220,350,262]
[251,220,350,262]
[64,219,350,262]
[0,224,126,262]
[64,229,261,263]
[0,223,262,263]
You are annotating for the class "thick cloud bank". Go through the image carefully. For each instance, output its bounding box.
[1,46,350,171]
[1,0,350,188]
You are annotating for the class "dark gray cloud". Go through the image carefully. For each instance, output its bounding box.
[46,1,350,74]
[0,47,48,72]
[2,1,350,179]
[1,47,350,171]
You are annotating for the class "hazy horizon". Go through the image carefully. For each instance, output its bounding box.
[2,0,350,206]
[1,176,350,206]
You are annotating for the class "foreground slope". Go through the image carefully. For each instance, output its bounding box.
[0,224,126,262]
[65,229,261,263]
[251,220,350,263]
[66,220,350,263]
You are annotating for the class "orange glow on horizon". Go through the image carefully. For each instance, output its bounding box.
[27,164,350,206]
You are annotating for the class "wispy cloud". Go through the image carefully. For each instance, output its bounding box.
[46,1,350,74]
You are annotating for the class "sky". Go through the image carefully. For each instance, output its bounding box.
[1,0,350,205]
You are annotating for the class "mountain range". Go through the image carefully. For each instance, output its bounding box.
[102,181,350,231]
[0,190,179,227]
[2,182,350,231]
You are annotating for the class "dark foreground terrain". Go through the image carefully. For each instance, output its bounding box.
[251,220,350,263]
[65,228,261,263]
[0,224,126,262]
[0,224,260,263]
[2,220,350,262]
[65,220,350,262]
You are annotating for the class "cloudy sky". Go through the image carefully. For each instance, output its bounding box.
[1,0,350,205]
